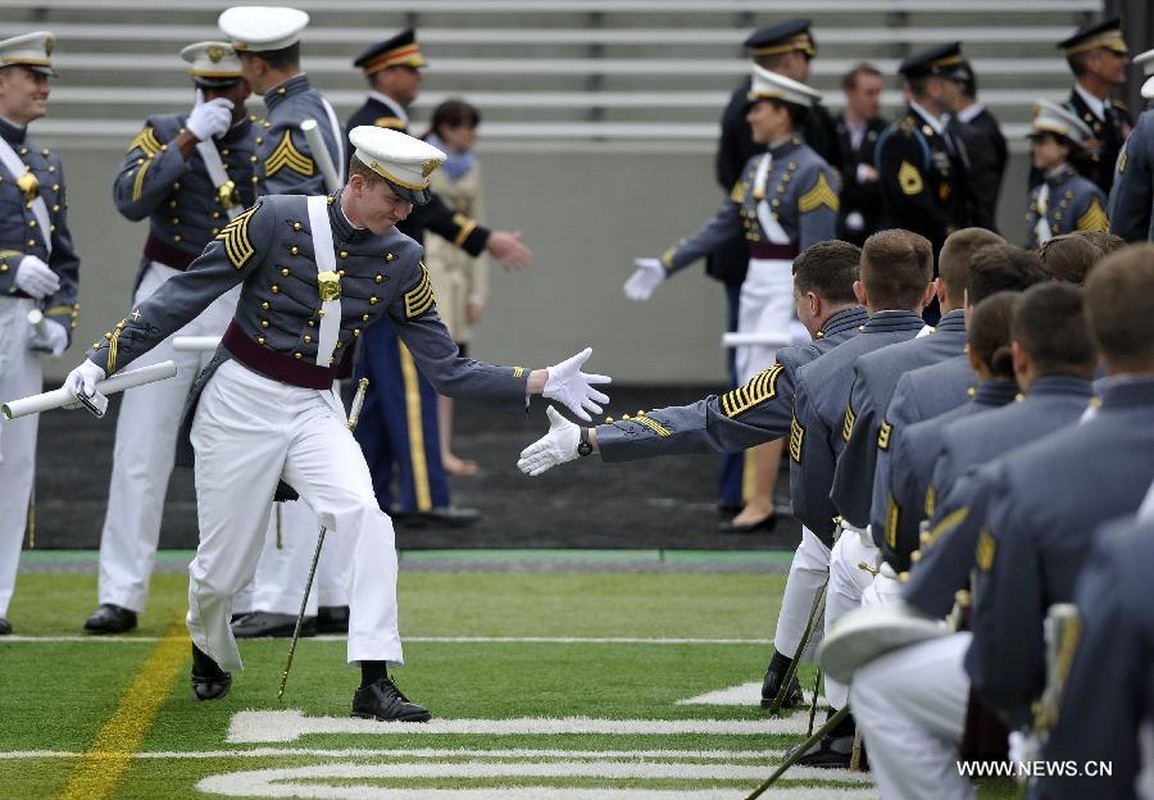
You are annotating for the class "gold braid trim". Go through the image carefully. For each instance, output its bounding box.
[404,262,436,319]
[131,157,152,202]
[633,413,671,437]
[720,363,784,418]
[798,172,839,213]
[214,202,261,269]
[127,126,162,156]
[265,130,314,178]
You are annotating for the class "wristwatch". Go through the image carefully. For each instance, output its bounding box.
[577,427,593,457]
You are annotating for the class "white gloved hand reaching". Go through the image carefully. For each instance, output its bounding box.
[518,406,582,476]
[623,257,666,302]
[14,255,59,299]
[65,359,106,402]
[542,346,611,422]
[29,316,68,357]
[186,97,234,141]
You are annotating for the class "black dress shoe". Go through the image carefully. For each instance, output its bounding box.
[0,618,11,635]
[793,734,867,770]
[393,506,480,529]
[352,676,431,722]
[84,604,138,634]
[317,605,350,634]
[231,611,316,639]
[760,663,803,709]
[190,644,232,701]
[719,513,777,534]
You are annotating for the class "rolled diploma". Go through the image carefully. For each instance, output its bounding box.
[1,360,178,420]
[171,336,222,352]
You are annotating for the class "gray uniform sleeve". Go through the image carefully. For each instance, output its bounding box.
[112,119,190,221]
[597,362,795,461]
[870,378,919,554]
[391,262,529,411]
[788,372,838,539]
[1108,111,1154,244]
[660,194,743,276]
[831,367,878,527]
[262,114,337,196]
[86,201,270,373]
[795,162,840,251]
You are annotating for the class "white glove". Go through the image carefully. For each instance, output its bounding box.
[29,317,68,357]
[542,346,611,422]
[14,255,59,299]
[517,406,582,476]
[65,360,106,402]
[186,97,234,141]
[623,257,666,302]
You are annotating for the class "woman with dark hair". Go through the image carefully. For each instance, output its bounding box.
[423,99,486,476]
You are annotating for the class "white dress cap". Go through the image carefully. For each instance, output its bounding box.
[180,41,243,84]
[1030,99,1094,147]
[218,6,309,52]
[0,31,56,76]
[1133,47,1154,99]
[348,125,447,205]
[747,64,820,108]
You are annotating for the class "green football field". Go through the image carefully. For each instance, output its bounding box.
[0,554,1017,799]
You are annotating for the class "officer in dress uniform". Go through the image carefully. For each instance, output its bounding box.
[1025,99,1108,249]
[81,42,258,636]
[833,63,887,245]
[711,18,843,517]
[787,229,933,767]
[876,43,971,264]
[848,281,1102,800]
[62,126,610,716]
[345,29,532,529]
[1039,510,1154,800]
[215,7,354,640]
[519,239,866,709]
[882,293,1021,574]
[0,32,79,636]
[1108,47,1154,243]
[1055,17,1132,197]
[953,60,1007,232]
[831,227,1003,537]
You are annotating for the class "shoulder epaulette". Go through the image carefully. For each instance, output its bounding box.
[127,126,163,156]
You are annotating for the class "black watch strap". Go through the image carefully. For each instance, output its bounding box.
[577,427,593,457]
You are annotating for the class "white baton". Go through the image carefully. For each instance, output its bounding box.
[171,336,222,352]
[1,361,178,420]
[300,119,341,194]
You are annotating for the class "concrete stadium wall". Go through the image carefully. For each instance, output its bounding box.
[43,139,1033,386]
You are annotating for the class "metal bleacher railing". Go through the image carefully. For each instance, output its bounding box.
[0,0,1103,149]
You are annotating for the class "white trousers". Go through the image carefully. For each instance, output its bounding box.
[244,498,355,616]
[824,525,880,709]
[98,262,238,612]
[851,633,974,800]
[736,257,796,384]
[186,360,402,672]
[773,525,829,660]
[0,297,42,617]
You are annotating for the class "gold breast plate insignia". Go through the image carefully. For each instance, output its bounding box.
[217,179,240,208]
[17,171,40,202]
[317,270,342,301]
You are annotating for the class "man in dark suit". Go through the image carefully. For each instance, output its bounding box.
[1055,17,1132,195]
[953,61,1006,232]
[712,18,843,513]
[833,63,887,245]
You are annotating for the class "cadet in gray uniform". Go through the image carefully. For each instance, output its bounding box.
[1039,512,1154,800]
[789,229,933,767]
[0,32,80,636]
[882,293,1020,573]
[870,244,1051,568]
[832,227,1004,532]
[1107,47,1154,244]
[84,41,258,636]
[521,240,865,709]
[1025,100,1108,249]
[849,277,1108,800]
[63,126,611,719]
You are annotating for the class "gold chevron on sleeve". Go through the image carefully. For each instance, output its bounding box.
[214,201,261,269]
[798,172,839,213]
[404,262,436,319]
[633,413,672,437]
[841,402,856,442]
[131,158,152,202]
[976,526,996,571]
[789,415,805,463]
[720,363,784,418]
[1076,196,1108,232]
[265,130,315,178]
[127,126,162,156]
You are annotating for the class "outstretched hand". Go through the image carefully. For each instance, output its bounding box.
[542,346,611,422]
[518,406,581,476]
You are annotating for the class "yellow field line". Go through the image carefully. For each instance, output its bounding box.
[57,622,189,800]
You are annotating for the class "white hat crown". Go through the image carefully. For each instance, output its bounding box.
[747,64,820,107]
[180,40,242,80]
[218,6,309,52]
[349,126,446,197]
[1031,99,1094,146]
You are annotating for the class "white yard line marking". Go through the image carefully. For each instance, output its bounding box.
[677,682,827,708]
[0,635,771,645]
[228,712,816,743]
[0,748,787,761]
[197,762,875,799]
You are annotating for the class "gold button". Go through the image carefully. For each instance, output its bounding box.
[261,301,270,310]
[261,319,269,328]
[290,245,299,255]
[173,235,181,242]
[353,328,361,337]
[385,252,395,262]
[0,264,7,273]
[251,176,259,184]
[18,147,27,155]
[374,274,383,283]
[339,250,348,259]
[280,267,290,276]
[168,200,178,208]
[51,204,59,212]
[362,313,370,322]
[369,296,379,305]
[41,148,49,156]
[170,217,180,225]
[257,335,266,345]
[307,319,315,326]
[271,284,280,293]
[337,269,346,277]
[303,334,312,344]
[256,136,264,144]
[292,221,302,231]
[27,239,35,247]
[250,155,258,163]
[220,148,230,156]
[211,228,219,235]
[211,211,221,219]
[51,184,59,192]
[27,219,36,227]
[293,352,302,360]
[172,182,180,190]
